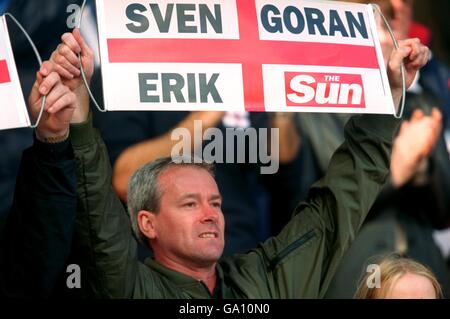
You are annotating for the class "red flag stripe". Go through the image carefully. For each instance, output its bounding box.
[107,39,378,68]
[0,60,11,84]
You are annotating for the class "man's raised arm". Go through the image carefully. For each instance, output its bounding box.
[221,39,431,298]
[53,29,157,298]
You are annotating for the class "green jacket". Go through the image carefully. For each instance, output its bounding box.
[70,114,399,298]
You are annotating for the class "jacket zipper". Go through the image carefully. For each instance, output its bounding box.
[269,229,316,271]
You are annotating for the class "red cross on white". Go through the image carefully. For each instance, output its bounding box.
[101,1,388,113]
[0,59,11,84]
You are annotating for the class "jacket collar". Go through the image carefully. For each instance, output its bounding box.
[144,257,225,298]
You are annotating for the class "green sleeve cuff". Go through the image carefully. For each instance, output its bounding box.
[350,114,401,141]
[70,112,96,149]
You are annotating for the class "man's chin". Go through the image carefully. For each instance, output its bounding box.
[194,246,224,264]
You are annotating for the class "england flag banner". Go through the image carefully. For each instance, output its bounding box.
[96,0,395,114]
[0,15,30,130]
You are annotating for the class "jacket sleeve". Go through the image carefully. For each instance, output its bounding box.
[70,116,148,298]
[0,136,76,298]
[222,114,399,298]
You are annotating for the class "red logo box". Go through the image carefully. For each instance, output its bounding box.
[285,72,365,108]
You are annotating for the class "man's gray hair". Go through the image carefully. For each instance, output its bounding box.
[127,156,215,247]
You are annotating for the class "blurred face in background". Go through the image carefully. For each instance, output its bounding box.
[345,0,414,64]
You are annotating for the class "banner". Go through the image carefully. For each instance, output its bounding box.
[95,0,395,114]
[0,15,30,130]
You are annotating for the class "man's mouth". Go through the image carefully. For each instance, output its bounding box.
[199,232,218,238]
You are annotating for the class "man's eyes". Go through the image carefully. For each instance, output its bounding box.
[182,201,221,208]
[183,202,196,208]
[211,202,222,208]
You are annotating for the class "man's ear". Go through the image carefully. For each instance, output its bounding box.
[137,210,157,239]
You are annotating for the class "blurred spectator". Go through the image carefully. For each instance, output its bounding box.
[1,59,77,299]
[343,0,450,134]
[0,0,75,234]
[413,0,450,66]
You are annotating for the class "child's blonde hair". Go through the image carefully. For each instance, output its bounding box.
[354,253,443,299]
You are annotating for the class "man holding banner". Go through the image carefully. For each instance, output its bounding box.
[48,25,431,297]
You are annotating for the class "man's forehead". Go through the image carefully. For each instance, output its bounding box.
[178,192,222,201]
[158,165,218,188]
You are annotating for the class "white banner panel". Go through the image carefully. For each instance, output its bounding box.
[0,15,30,130]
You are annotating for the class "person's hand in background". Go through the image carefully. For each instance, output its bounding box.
[391,107,442,187]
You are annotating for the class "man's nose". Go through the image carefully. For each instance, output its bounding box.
[201,205,219,223]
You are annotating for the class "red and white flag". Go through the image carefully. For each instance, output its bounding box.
[0,15,29,130]
[95,0,395,114]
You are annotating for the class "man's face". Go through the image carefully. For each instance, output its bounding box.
[150,166,225,268]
